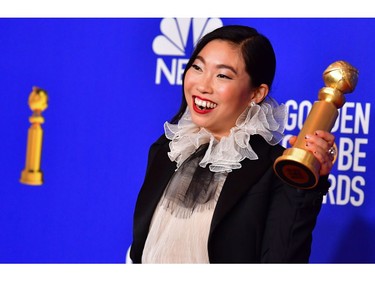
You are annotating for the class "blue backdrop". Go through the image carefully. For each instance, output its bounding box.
[1,17,374,263]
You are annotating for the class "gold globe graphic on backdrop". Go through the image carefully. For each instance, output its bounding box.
[20,87,48,186]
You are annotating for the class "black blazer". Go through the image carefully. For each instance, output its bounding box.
[130,134,330,263]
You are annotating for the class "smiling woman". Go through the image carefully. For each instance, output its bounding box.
[129,25,336,263]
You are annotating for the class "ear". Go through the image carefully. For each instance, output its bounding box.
[250,84,269,104]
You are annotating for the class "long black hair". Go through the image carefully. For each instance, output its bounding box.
[170,25,276,124]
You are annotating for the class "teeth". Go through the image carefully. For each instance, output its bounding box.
[194,97,217,109]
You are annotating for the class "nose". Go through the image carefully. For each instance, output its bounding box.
[196,74,213,94]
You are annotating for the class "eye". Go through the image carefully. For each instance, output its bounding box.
[217,73,232,80]
[191,64,202,71]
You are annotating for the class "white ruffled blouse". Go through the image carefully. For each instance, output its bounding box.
[141,97,287,263]
[164,97,287,173]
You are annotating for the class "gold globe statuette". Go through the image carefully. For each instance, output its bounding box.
[273,61,359,189]
[20,87,48,185]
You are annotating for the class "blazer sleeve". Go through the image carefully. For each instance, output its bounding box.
[260,172,330,263]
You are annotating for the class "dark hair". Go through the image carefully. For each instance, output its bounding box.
[170,25,276,124]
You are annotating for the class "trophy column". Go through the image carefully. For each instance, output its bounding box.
[273,61,358,189]
[20,87,48,186]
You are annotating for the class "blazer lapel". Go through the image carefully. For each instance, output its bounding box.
[210,135,274,235]
[132,136,176,261]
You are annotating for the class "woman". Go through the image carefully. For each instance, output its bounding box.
[129,25,335,263]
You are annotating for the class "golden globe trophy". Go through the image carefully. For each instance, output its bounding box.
[273,61,359,189]
[20,87,48,186]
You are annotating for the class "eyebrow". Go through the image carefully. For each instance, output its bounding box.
[196,55,238,75]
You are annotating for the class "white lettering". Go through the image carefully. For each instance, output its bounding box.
[324,174,365,207]
[336,175,351,205]
[337,137,367,172]
[285,100,371,135]
[351,176,365,207]
[298,100,312,130]
[337,137,353,171]
[155,58,176,85]
[176,59,188,85]
[285,100,298,131]
[353,138,367,172]
[155,58,189,85]
[340,102,355,134]
[354,103,371,134]
[285,100,313,131]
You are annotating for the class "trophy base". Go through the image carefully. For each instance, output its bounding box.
[273,147,320,189]
[20,170,43,186]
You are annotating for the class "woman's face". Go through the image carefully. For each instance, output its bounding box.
[184,39,255,139]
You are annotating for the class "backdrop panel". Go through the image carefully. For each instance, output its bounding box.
[0,18,373,263]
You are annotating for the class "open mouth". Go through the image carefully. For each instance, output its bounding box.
[193,96,217,112]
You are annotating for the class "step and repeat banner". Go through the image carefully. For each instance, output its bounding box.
[1,18,374,263]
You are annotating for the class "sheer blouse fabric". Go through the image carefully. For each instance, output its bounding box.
[142,97,286,263]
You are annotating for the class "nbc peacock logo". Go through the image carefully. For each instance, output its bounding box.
[153,18,223,85]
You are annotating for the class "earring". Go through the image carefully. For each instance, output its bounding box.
[249,101,256,107]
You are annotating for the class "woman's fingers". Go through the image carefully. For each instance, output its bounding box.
[288,130,336,176]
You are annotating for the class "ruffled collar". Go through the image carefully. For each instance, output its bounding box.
[164,97,287,173]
